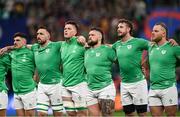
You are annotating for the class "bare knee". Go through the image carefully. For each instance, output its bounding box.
[25,109,35,116]
[38,111,48,117]
[65,111,76,116]
[0,109,6,117]
[77,110,88,116]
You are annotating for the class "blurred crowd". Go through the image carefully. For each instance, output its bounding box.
[0,0,180,43]
[0,0,148,43]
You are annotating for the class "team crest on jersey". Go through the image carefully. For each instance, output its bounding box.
[22,59,26,62]
[96,52,101,57]
[45,48,50,53]
[161,50,166,55]
[127,45,132,49]
[72,50,76,53]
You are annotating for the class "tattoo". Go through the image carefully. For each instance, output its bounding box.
[99,99,115,116]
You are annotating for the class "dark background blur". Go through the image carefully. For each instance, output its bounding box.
[0,0,180,115]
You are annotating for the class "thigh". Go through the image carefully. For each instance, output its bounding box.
[99,99,115,116]
[86,88,98,106]
[164,105,177,116]
[98,83,116,101]
[131,80,148,105]
[22,89,37,110]
[37,84,49,113]
[0,91,8,110]
[149,106,164,116]
[162,86,178,106]
[62,86,75,112]
[48,84,63,112]
[71,82,88,110]
[88,103,101,116]
[14,94,23,110]
[148,89,162,106]
[121,83,133,106]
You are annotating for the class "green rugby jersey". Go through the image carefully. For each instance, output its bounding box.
[61,37,86,87]
[85,45,116,90]
[112,38,149,83]
[10,46,36,94]
[31,41,62,84]
[0,54,10,92]
[149,42,180,90]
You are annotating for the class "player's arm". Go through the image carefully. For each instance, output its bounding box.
[76,35,88,46]
[26,44,32,49]
[168,38,179,46]
[33,69,39,83]
[0,45,14,55]
[141,52,150,80]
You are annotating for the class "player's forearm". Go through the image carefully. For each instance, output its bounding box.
[0,45,14,55]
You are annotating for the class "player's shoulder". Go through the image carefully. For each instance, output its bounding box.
[101,44,113,50]
[112,40,120,48]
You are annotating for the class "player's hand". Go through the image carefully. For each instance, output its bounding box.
[0,47,8,55]
[77,35,87,46]
[168,39,178,46]
[0,46,14,55]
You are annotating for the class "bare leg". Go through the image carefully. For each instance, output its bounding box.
[38,111,48,117]
[16,109,25,116]
[99,99,115,116]
[53,111,63,117]
[150,106,164,117]
[164,105,177,117]
[25,109,36,116]
[88,103,101,116]
[0,109,6,117]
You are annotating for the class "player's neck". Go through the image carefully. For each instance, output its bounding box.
[92,42,101,48]
[40,40,50,47]
[157,38,167,46]
[121,34,133,42]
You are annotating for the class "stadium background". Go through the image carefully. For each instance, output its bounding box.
[0,0,180,116]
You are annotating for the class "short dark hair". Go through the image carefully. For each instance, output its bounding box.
[155,22,168,37]
[13,32,27,39]
[118,19,134,35]
[65,20,79,35]
[38,25,51,34]
[90,27,104,44]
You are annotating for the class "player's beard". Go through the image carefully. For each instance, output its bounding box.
[118,32,127,39]
[38,39,47,45]
[87,39,98,47]
[152,36,162,43]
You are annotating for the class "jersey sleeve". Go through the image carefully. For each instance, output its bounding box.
[107,46,116,62]
[138,38,149,50]
[174,46,180,60]
[1,53,11,69]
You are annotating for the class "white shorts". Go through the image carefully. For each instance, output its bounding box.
[148,85,178,106]
[0,91,8,109]
[62,82,88,111]
[86,82,116,106]
[14,89,37,110]
[37,83,63,113]
[121,79,148,106]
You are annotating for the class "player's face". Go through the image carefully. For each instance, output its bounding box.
[117,23,130,38]
[36,29,50,45]
[88,30,101,46]
[151,25,164,42]
[14,36,26,48]
[64,24,77,39]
